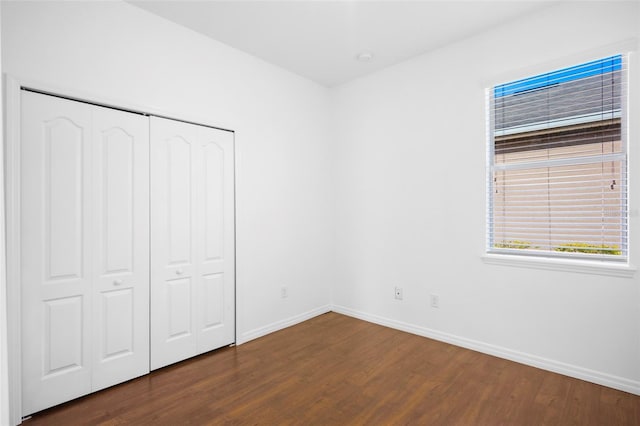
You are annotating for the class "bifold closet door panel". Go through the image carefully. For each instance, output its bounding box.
[21,91,94,415]
[91,107,150,392]
[195,124,235,355]
[150,117,199,369]
[20,91,150,415]
[150,117,235,370]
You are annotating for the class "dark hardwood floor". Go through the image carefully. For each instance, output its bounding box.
[24,312,640,425]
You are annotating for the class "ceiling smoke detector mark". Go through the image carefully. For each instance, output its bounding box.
[356,51,374,62]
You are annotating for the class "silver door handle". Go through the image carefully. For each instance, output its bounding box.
[175,269,184,275]
[113,279,124,286]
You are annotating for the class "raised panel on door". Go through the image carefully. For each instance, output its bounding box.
[150,116,199,370]
[21,91,92,415]
[196,127,235,354]
[91,106,149,391]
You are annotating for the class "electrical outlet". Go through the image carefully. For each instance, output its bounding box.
[281,286,288,299]
[430,294,439,308]
[394,287,403,300]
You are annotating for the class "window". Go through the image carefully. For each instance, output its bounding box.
[487,55,628,262]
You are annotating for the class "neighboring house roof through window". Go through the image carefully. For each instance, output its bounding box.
[493,56,622,135]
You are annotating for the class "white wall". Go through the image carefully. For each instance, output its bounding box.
[0,2,10,423]
[1,0,333,345]
[331,1,640,393]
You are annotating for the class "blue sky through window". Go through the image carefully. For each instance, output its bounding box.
[494,55,622,98]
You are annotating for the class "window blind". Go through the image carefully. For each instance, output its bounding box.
[487,55,627,261]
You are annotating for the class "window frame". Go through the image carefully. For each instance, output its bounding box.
[484,53,634,273]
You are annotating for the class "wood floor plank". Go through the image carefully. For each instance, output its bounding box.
[23,312,640,425]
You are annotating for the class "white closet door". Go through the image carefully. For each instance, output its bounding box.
[91,106,149,391]
[195,125,235,354]
[21,91,150,415]
[150,118,199,368]
[21,92,93,414]
[150,117,235,370]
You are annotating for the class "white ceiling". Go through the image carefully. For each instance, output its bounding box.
[129,1,557,87]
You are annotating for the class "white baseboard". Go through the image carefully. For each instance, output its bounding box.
[237,304,332,345]
[331,304,640,396]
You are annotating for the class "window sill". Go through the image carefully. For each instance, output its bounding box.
[481,253,636,278]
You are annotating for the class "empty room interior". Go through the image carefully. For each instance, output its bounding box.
[1,0,640,424]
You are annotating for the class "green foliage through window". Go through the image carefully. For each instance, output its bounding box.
[494,241,621,255]
[494,240,533,249]
[553,242,621,255]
